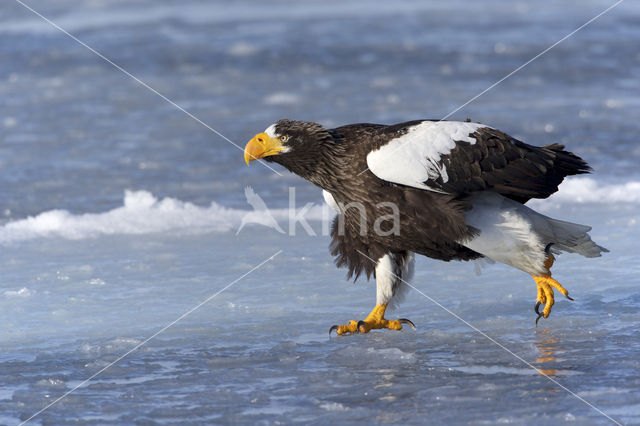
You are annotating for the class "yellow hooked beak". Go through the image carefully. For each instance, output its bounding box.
[244,133,284,165]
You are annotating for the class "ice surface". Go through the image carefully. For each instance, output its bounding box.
[1,0,639,424]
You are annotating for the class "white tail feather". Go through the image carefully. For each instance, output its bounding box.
[546,218,608,258]
[460,192,607,275]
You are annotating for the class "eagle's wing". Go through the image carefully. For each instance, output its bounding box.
[366,121,591,203]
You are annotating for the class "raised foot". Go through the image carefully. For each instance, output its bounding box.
[329,304,415,335]
[533,275,574,325]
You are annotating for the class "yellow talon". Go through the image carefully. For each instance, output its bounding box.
[329,304,415,335]
[537,279,555,318]
[532,255,573,324]
[547,279,573,300]
[536,282,546,305]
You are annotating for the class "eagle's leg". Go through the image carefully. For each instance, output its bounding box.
[330,252,416,335]
[531,254,573,324]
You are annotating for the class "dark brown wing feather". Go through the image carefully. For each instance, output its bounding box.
[435,127,591,203]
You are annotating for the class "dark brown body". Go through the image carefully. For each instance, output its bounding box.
[266,120,590,281]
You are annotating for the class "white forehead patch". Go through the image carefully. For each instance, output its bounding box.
[263,123,291,153]
[264,124,278,138]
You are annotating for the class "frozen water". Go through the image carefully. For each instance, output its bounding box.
[1,0,639,424]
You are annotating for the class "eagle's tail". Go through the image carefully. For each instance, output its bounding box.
[546,217,609,258]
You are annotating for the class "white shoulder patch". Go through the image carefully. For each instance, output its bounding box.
[366,121,486,191]
[322,190,340,213]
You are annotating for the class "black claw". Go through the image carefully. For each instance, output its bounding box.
[535,301,545,326]
[398,318,416,330]
[566,295,574,301]
[329,325,339,336]
[356,320,367,333]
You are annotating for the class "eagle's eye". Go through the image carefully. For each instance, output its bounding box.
[279,135,290,143]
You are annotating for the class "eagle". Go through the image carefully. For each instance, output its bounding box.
[244,119,608,334]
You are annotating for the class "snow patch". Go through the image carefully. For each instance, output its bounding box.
[0,190,328,243]
[3,287,34,297]
[35,378,66,388]
[529,177,640,207]
[264,92,301,106]
[320,401,349,411]
[79,337,142,355]
[368,347,416,362]
[227,42,257,57]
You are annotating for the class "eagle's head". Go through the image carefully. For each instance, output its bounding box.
[244,119,332,167]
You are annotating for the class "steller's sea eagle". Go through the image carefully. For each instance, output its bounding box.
[244,119,608,334]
